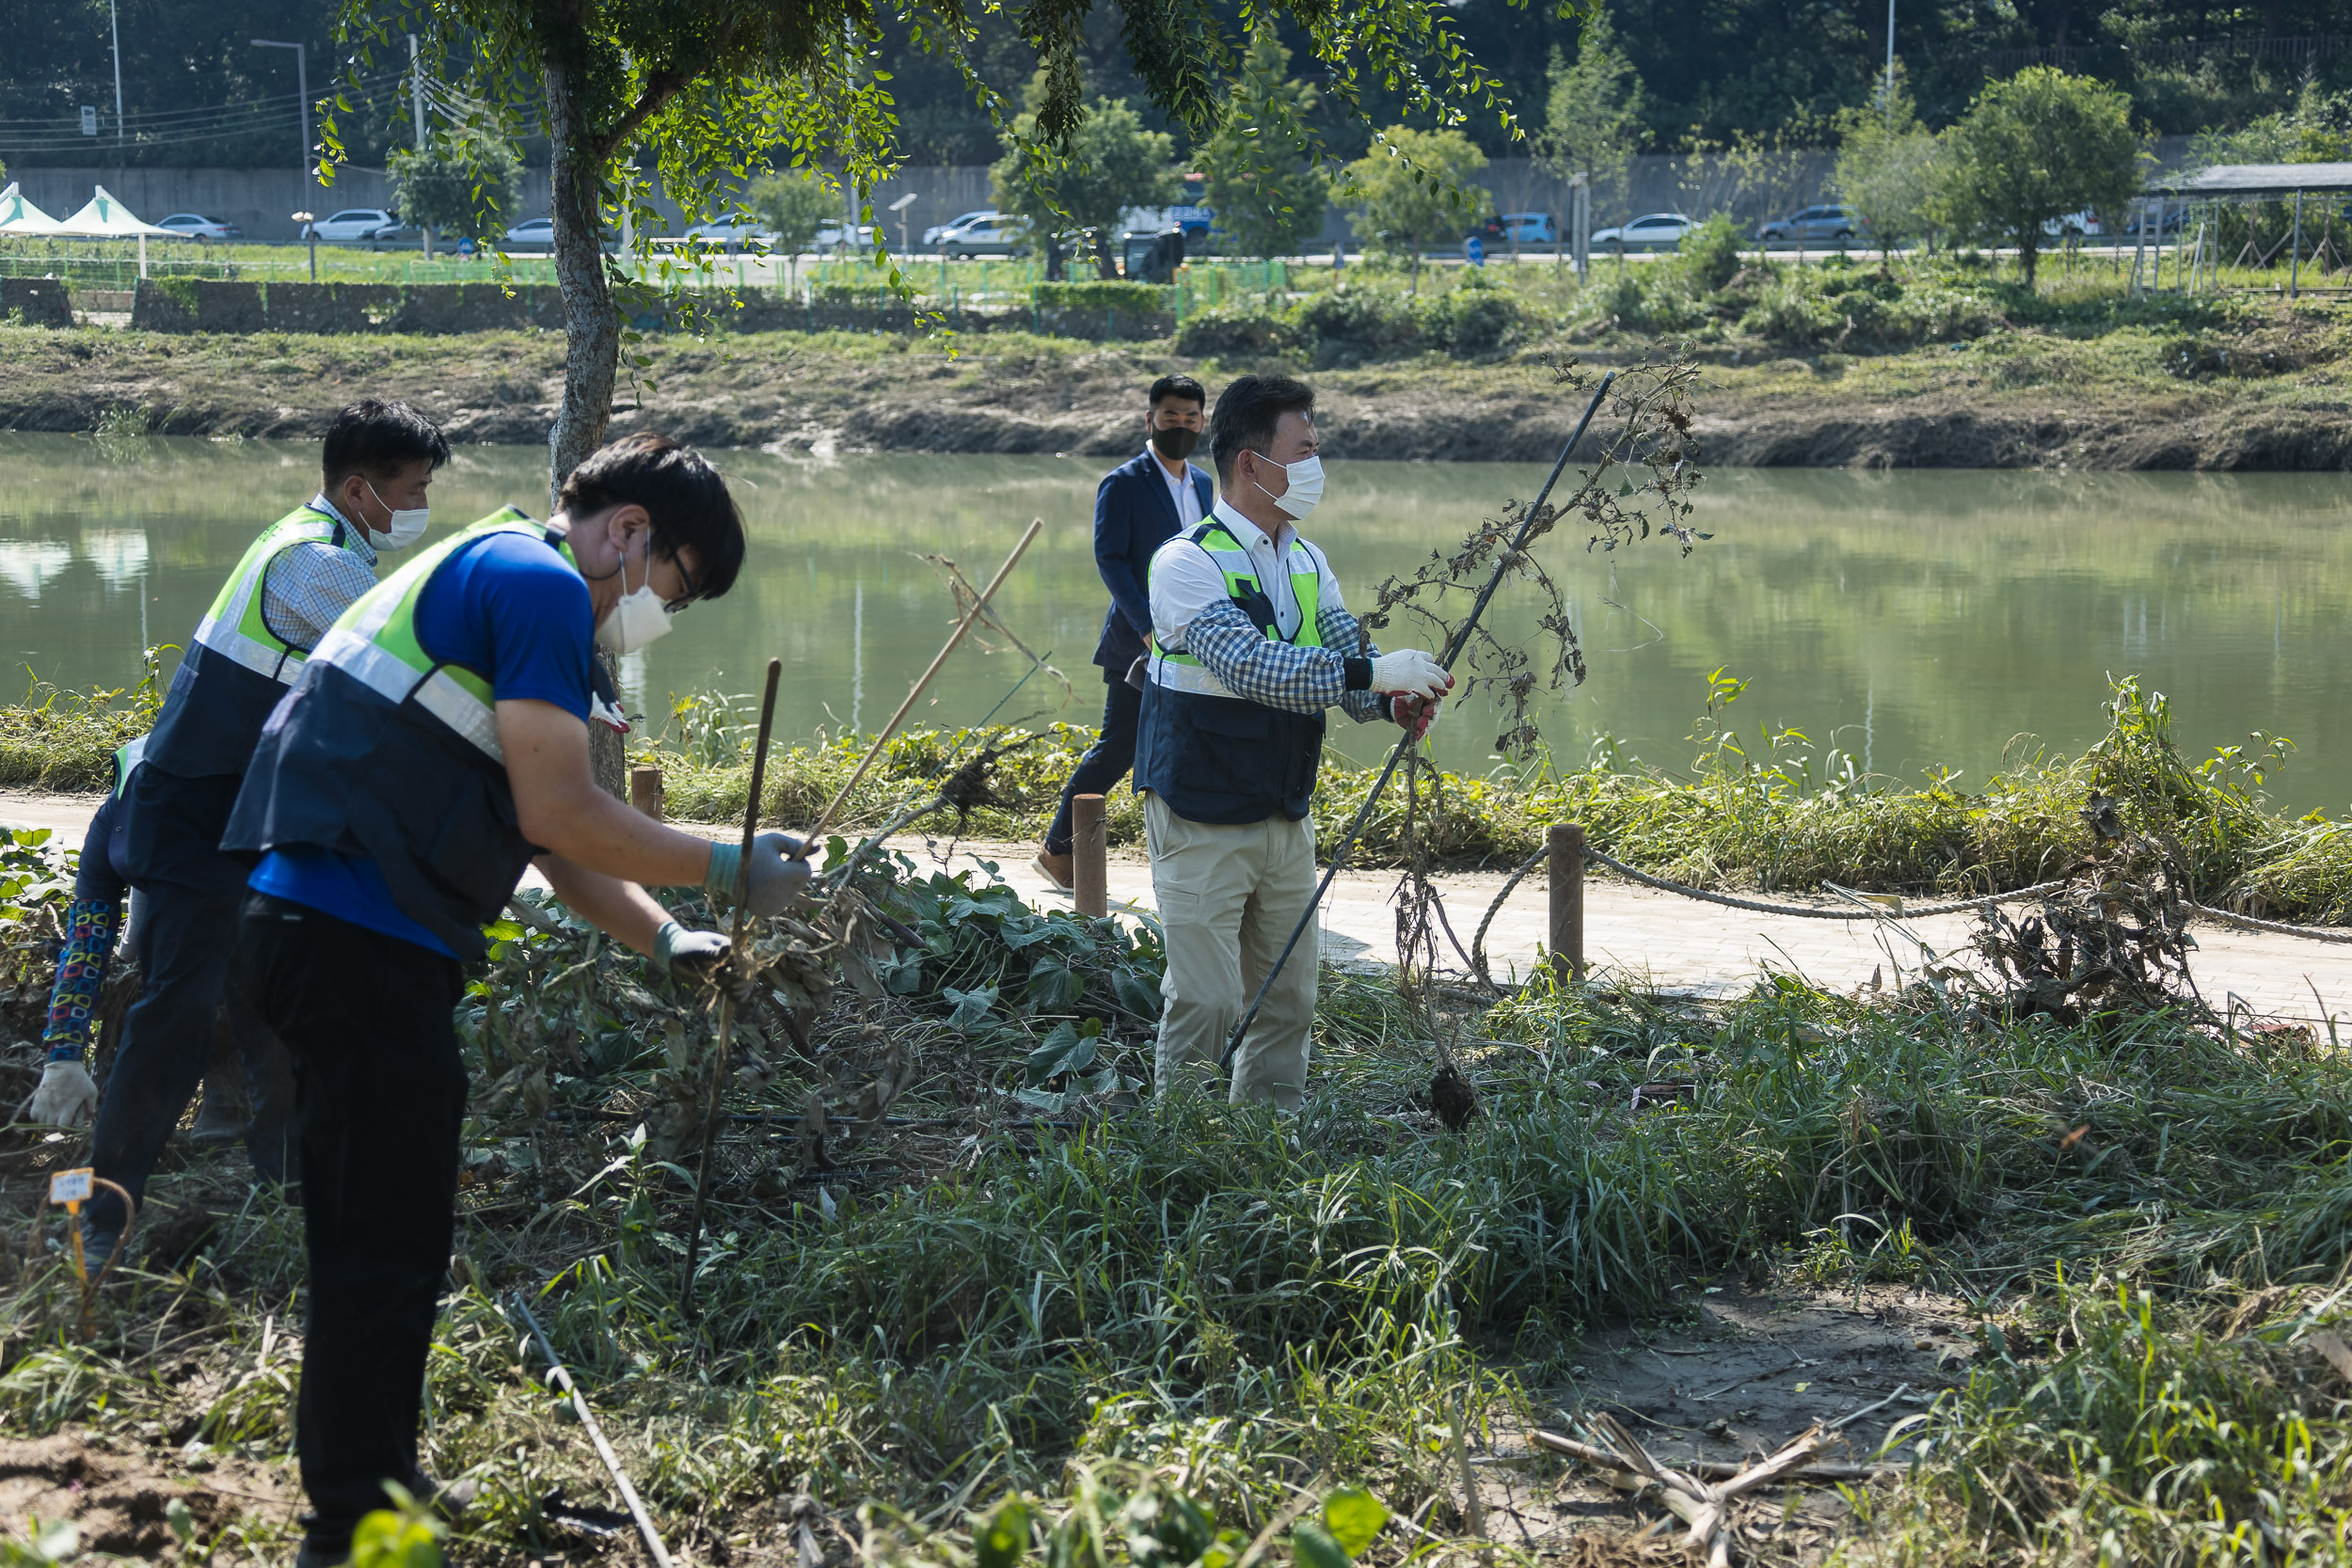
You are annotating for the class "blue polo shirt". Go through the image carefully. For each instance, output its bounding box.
[246,531,595,955]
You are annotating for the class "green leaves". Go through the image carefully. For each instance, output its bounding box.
[1025,1018,1103,1085]
[1317,1489,1391,1557]
[943,985,1000,1033]
[976,1497,1032,1568]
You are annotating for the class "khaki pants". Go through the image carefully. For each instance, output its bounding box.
[1144,793,1317,1109]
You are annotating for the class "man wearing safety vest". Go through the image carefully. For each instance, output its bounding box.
[75,401,450,1255]
[224,433,805,1568]
[1134,375,1454,1108]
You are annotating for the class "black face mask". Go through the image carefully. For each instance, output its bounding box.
[1151,425,1200,460]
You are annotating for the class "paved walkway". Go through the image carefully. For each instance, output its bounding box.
[8,791,2342,1025]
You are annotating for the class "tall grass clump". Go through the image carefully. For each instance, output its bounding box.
[0,652,167,791]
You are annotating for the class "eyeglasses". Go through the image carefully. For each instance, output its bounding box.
[662,558,703,615]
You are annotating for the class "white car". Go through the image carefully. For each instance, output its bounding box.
[923,209,996,245]
[1589,213,1700,252]
[156,213,241,242]
[813,221,876,255]
[502,217,554,246]
[301,208,395,242]
[682,215,775,252]
[931,213,1015,259]
[2042,208,2106,238]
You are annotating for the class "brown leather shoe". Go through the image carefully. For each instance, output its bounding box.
[1032,850,1074,892]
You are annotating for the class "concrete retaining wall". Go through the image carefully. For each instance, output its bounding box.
[120,278,1173,340]
[2,278,74,327]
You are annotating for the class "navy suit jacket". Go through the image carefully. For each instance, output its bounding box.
[1092,451,1214,669]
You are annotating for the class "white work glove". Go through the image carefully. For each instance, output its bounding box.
[705,832,813,916]
[1368,649,1454,702]
[25,1061,98,1128]
[654,921,756,999]
[1386,693,1443,739]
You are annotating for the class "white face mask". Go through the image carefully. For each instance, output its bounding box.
[594,538,675,656]
[361,480,429,549]
[1251,452,1325,521]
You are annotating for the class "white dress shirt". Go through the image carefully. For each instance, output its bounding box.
[1149,447,1205,532]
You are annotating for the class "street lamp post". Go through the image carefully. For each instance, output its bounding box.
[251,40,314,250]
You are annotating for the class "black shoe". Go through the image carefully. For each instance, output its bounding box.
[294,1543,348,1568]
[76,1218,122,1275]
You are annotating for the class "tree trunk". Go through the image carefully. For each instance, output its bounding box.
[2018,230,2039,285]
[544,50,621,500]
[544,48,628,800]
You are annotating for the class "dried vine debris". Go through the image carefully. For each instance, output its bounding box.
[1362,354,1708,758]
[1972,793,2211,1025]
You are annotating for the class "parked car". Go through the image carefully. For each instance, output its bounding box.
[1758,204,1861,245]
[1590,212,1700,251]
[931,212,1014,259]
[813,221,878,255]
[155,213,241,242]
[923,209,997,245]
[681,215,775,252]
[301,208,396,242]
[1474,212,1558,247]
[2042,208,2106,238]
[502,217,554,247]
[2122,206,2187,238]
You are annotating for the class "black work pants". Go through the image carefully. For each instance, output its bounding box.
[241,894,466,1560]
[1044,670,1143,854]
[87,767,296,1233]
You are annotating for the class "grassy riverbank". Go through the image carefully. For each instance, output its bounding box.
[6,833,2352,1564]
[647,676,2349,925]
[2,254,2346,467]
[6,673,2344,924]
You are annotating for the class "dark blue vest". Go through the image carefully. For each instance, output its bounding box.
[144,508,350,780]
[1135,681,1324,825]
[223,660,532,959]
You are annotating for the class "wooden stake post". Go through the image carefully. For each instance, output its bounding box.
[1549,824,1585,983]
[1072,794,1107,917]
[629,763,664,820]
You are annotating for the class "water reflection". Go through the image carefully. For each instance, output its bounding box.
[1,434,2344,816]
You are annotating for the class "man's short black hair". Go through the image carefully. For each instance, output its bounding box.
[322,400,450,491]
[559,433,745,600]
[1148,372,1205,410]
[1210,373,1314,483]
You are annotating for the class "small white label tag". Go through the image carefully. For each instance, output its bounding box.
[48,1168,94,1204]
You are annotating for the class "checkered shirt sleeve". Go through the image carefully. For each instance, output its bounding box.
[260,539,378,654]
[1180,598,1384,723]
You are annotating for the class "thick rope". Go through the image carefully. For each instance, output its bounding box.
[1467,841,2351,987]
[2184,902,2352,943]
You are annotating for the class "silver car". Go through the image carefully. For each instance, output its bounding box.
[1758,204,1860,245]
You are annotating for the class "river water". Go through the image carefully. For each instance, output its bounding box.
[2,434,2344,816]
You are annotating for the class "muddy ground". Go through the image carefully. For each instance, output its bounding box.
[3,325,2348,469]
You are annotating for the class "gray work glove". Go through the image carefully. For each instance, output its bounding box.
[24,1060,98,1127]
[704,832,813,915]
[1368,648,1454,701]
[654,921,755,1000]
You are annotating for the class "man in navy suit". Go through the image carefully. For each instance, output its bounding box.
[1037,373,1213,889]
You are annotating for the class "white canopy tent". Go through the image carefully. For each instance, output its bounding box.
[0,182,67,236]
[50,186,176,278]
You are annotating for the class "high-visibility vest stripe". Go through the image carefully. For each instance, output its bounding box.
[189,505,347,686]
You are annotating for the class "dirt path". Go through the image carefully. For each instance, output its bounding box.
[8,792,2339,1023]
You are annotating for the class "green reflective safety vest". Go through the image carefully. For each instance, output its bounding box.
[143,503,355,778]
[1134,519,1331,825]
[223,508,579,959]
[310,506,544,764]
[111,736,147,799]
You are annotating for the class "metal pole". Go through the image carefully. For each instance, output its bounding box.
[1548,825,1585,983]
[1883,0,1897,119]
[1072,795,1107,918]
[109,0,124,150]
[1219,373,1618,1071]
[508,1294,677,1568]
[2130,198,2146,294]
[410,34,433,261]
[680,657,782,1319]
[2290,189,2303,301]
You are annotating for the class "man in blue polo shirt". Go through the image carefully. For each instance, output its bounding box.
[225,433,806,1568]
